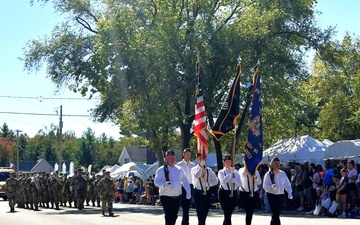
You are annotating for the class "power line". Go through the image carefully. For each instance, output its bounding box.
[0,111,93,117]
[0,95,100,100]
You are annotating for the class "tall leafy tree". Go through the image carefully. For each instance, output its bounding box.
[23,0,332,153]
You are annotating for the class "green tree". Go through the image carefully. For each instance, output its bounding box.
[301,34,360,141]
[23,0,332,153]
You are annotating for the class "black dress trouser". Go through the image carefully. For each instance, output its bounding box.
[160,195,180,225]
[267,193,283,225]
[194,189,211,225]
[219,189,237,225]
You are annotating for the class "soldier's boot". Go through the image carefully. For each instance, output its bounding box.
[34,204,39,211]
[92,202,95,207]
[51,203,54,209]
[25,204,28,209]
[46,203,49,208]
[63,202,66,207]
[69,203,72,208]
[9,207,13,212]
[108,209,114,217]
[60,202,63,206]
[55,203,60,210]
[86,202,89,206]
[30,204,34,210]
[102,209,105,216]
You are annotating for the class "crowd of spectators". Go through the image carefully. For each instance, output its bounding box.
[111,158,360,219]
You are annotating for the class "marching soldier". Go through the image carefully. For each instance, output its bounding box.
[26,172,34,210]
[89,172,96,206]
[50,171,63,210]
[30,171,41,211]
[97,171,116,216]
[5,171,19,213]
[22,173,29,209]
[71,168,87,210]
[94,174,102,207]
[61,173,68,207]
[17,173,24,208]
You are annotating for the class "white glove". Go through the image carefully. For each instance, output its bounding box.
[163,182,171,189]
[230,167,236,173]
[186,194,191,199]
[270,184,277,190]
[288,195,293,200]
[200,160,206,167]
[231,178,237,184]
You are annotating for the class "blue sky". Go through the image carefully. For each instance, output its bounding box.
[0,1,359,138]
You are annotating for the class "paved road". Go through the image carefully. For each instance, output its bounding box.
[0,199,354,225]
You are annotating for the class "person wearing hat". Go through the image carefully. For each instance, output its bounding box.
[191,153,218,225]
[97,170,116,216]
[218,154,241,225]
[176,148,196,225]
[263,157,292,225]
[5,171,19,212]
[154,149,191,225]
[71,168,87,210]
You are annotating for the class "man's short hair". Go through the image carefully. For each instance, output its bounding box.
[196,153,202,158]
[165,150,175,156]
[271,157,280,164]
[183,148,191,153]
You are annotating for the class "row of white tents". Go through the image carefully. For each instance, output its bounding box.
[262,135,360,165]
[97,161,159,181]
[97,135,360,180]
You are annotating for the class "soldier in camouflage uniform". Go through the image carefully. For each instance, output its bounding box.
[26,172,34,210]
[97,171,116,216]
[5,171,19,213]
[89,172,96,206]
[64,174,74,207]
[61,173,68,207]
[17,173,24,208]
[50,171,62,210]
[71,168,87,210]
[42,173,50,208]
[22,173,29,209]
[94,174,101,207]
[85,171,91,206]
[47,173,54,208]
[30,171,41,211]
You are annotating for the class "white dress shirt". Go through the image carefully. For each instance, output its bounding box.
[191,165,218,191]
[218,167,241,190]
[177,159,196,184]
[154,164,191,197]
[238,167,262,192]
[263,169,292,198]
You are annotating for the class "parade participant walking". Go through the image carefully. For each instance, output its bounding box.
[71,168,87,210]
[191,153,218,225]
[238,166,262,225]
[154,150,191,225]
[5,171,19,213]
[176,148,195,225]
[263,157,293,225]
[218,154,241,225]
[97,170,116,216]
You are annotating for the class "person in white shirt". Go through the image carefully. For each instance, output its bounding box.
[176,148,196,225]
[191,153,218,225]
[238,166,262,225]
[218,154,241,225]
[155,150,191,225]
[263,157,292,225]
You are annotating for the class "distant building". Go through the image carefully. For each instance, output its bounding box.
[117,146,157,165]
[12,159,54,173]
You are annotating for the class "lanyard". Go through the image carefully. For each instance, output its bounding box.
[199,167,209,193]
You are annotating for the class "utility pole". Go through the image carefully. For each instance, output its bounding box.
[58,105,63,172]
[15,129,22,177]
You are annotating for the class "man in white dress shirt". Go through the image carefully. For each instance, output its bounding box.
[191,153,218,225]
[218,154,241,225]
[238,166,262,225]
[155,150,191,225]
[176,148,196,225]
[263,157,292,225]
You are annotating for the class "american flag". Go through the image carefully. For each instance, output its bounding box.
[194,60,208,160]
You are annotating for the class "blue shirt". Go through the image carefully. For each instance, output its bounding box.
[323,168,334,185]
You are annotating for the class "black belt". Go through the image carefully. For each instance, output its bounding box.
[162,195,180,199]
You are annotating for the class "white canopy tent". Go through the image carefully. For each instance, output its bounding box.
[324,139,360,163]
[262,135,327,165]
[110,162,137,180]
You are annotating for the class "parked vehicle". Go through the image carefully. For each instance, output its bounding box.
[0,167,13,200]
